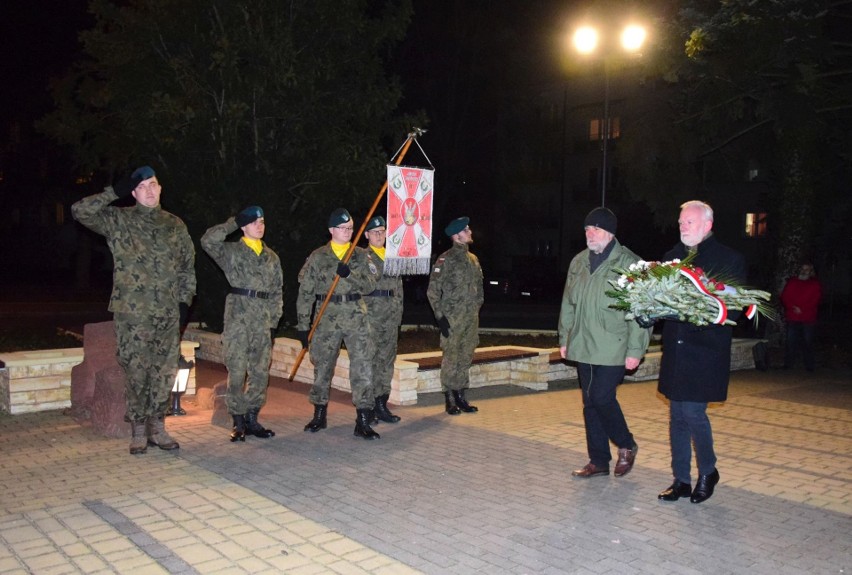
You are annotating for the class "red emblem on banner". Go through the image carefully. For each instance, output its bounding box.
[387,167,432,258]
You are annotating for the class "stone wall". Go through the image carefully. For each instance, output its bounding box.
[183,329,551,406]
[0,341,200,415]
[0,349,84,414]
[1,327,763,414]
[176,328,764,407]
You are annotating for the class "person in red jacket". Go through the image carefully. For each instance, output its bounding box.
[780,262,822,371]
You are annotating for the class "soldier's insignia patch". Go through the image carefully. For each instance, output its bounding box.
[368,262,378,275]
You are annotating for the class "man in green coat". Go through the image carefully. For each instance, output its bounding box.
[72,166,196,455]
[559,207,650,479]
[427,216,484,415]
[359,216,403,423]
[297,208,381,439]
[201,206,283,442]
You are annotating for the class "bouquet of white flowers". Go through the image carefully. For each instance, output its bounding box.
[605,254,775,327]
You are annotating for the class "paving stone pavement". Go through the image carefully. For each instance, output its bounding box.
[1,361,850,574]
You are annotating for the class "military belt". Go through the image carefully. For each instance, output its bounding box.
[230,288,271,299]
[316,293,362,303]
[365,290,394,297]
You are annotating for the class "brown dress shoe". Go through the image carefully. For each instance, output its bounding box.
[572,462,610,478]
[613,442,638,477]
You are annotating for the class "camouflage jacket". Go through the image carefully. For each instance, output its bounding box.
[71,188,196,317]
[357,246,404,326]
[427,241,484,321]
[200,218,283,329]
[296,243,379,331]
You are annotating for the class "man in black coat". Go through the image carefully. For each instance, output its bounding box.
[657,201,746,505]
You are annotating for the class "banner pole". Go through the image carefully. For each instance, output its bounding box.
[288,128,423,381]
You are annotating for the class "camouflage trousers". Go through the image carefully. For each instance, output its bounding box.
[114,312,180,422]
[308,305,374,409]
[439,310,480,392]
[367,316,399,398]
[223,317,272,415]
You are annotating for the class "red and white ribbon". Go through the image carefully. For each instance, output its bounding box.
[677,267,728,325]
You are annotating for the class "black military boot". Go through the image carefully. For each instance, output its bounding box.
[444,391,461,415]
[230,414,246,442]
[245,409,275,438]
[129,420,147,455]
[452,389,478,413]
[354,408,381,440]
[146,415,180,450]
[304,404,328,432]
[374,393,401,423]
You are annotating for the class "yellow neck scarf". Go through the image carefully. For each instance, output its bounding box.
[370,245,386,260]
[242,237,263,256]
[331,241,350,260]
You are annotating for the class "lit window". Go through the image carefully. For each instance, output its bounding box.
[744,212,767,238]
[609,117,621,139]
[589,119,602,141]
[588,117,621,141]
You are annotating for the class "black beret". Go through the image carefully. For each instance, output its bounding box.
[365,216,386,231]
[444,216,469,237]
[236,205,263,227]
[328,208,352,228]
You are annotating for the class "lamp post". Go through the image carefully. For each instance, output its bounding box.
[572,23,646,208]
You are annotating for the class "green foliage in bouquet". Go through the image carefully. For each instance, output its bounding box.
[605,254,775,327]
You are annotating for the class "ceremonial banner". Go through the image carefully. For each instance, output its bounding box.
[385,165,433,275]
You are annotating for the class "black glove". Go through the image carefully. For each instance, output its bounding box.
[297,330,310,349]
[437,316,451,337]
[179,303,190,330]
[113,174,143,198]
[336,262,351,278]
[635,315,656,329]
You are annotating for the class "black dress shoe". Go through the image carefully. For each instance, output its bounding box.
[658,480,692,501]
[690,469,720,504]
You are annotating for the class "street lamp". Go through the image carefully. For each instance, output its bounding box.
[572,23,646,207]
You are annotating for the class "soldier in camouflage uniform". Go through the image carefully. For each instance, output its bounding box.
[359,216,403,424]
[201,206,283,443]
[427,216,484,415]
[72,166,196,455]
[297,208,381,439]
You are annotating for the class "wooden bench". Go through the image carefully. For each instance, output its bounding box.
[411,348,541,371]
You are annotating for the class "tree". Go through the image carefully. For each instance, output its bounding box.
[40,0,414,327]
[621,0,852,290]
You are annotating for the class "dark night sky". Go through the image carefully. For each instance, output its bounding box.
[0,0,576,149]
[1,1,91,123]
